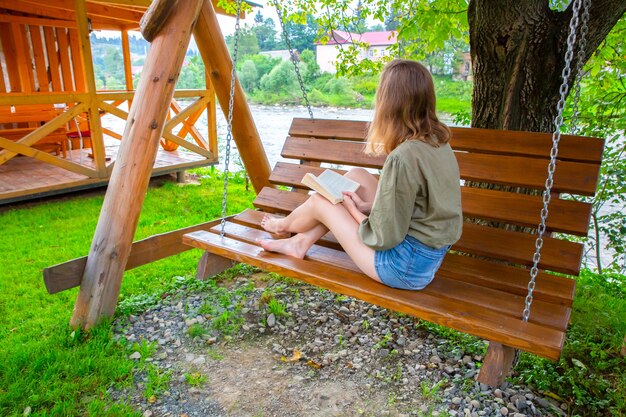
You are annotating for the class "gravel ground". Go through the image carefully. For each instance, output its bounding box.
[109,272,568,417]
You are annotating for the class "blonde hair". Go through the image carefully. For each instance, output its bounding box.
[366,59,451,155]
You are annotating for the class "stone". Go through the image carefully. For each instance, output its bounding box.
[143,411,153,417]
[267,314,276,327]
[494,389,503,398]
[470,400,480,410]
[378,349,390,358]
[500,407,509,416]
[452,397,462,405]
[429,355,442,364]
[129,352,141,360]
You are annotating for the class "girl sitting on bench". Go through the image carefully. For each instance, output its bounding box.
[260,59,462,290]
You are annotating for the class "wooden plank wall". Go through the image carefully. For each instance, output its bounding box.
[0,23,85,94]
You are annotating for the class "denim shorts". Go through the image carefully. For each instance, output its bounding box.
[374,235,449,290]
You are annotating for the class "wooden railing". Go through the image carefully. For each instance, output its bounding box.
[0,89,218,178]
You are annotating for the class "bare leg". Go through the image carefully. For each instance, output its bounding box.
[260,193,381,281]
[261,168,379,238]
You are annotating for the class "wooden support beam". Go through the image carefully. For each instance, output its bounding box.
[121,30,134,91]
[70,0,204,329]
[193,0,272,194]
[205,72,218,156]
[196,252,235,280]
[164,96,210,131]
[0,92,89,106]
[44,218,226,294]
[0,136,99,177]
[140,0,176,42]
[161,130,213,157]
[74,0,107,177]
[476,342,517,387]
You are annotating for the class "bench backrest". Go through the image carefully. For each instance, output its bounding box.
[264,118,604,277]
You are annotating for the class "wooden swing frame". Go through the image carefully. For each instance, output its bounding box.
[43,0,604,387]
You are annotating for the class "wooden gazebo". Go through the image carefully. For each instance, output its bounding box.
[0,0,233,204]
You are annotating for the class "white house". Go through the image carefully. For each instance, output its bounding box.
[315,30,397,73]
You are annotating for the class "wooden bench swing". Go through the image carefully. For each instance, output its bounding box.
[181,0,604,386]
[43,0,603,388]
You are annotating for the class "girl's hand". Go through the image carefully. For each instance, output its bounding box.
[342,193,367,223]
[343,191,372,214]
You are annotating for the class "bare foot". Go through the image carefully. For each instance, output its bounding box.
[260,214,290,237]
[259,236,309,259]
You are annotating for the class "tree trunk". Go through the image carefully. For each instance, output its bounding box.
[468,0,626,132]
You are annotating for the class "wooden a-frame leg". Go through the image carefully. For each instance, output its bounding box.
[476,342,517,387]
[196,251,235,280]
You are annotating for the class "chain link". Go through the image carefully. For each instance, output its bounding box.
[569,0,591,134]
[523,0,584,322]
[220,0,243,237]
[273,0,314,119]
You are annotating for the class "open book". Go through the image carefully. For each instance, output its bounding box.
[301,169,360,204]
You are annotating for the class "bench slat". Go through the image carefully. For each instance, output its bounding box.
[268,162,592,236]
[281,137,600,196]
[212,221,571,331]
[183,229,566,360]
[233,208,576,307]
[288,118,604,164]
[252,187,584,275]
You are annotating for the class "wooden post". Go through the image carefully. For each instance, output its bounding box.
[121,30,134,91]
[196,252,235,280]
[193,0,272,194]
[70,0,204,329]
[205,70,218,157]
[74,0,106,177]
[477,342,517,387]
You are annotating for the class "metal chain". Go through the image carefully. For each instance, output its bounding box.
[522,0,583,322]
[220,0,243,237]
[569,0,591,134]
[273,0,314,119]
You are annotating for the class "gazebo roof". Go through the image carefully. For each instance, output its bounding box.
[0,0,239,31]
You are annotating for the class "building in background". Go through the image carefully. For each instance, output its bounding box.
[316,30,397,73]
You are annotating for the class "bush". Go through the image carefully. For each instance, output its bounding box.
[322,77,352,95]
[240,60,258,93]
[260,60,298,96]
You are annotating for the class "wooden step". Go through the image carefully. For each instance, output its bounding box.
[183,227,566,360]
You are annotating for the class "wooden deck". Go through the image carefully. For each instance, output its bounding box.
[0,139,216,204]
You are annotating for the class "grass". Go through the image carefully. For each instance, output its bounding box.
[0,168,255,416]
[1,169,624,416]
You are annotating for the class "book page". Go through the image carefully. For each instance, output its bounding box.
[316,170,360,201]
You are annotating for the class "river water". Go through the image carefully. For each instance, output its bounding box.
[211,104,377,170]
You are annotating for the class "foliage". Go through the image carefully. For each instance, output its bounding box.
[177,55,207,90]
[240,60,259,92]
[559,16,626,274]
[260,60,299,95]
[281,0,468,76]
[515,269,626,416]
[226,24,260,57]
[252,11,278,51]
